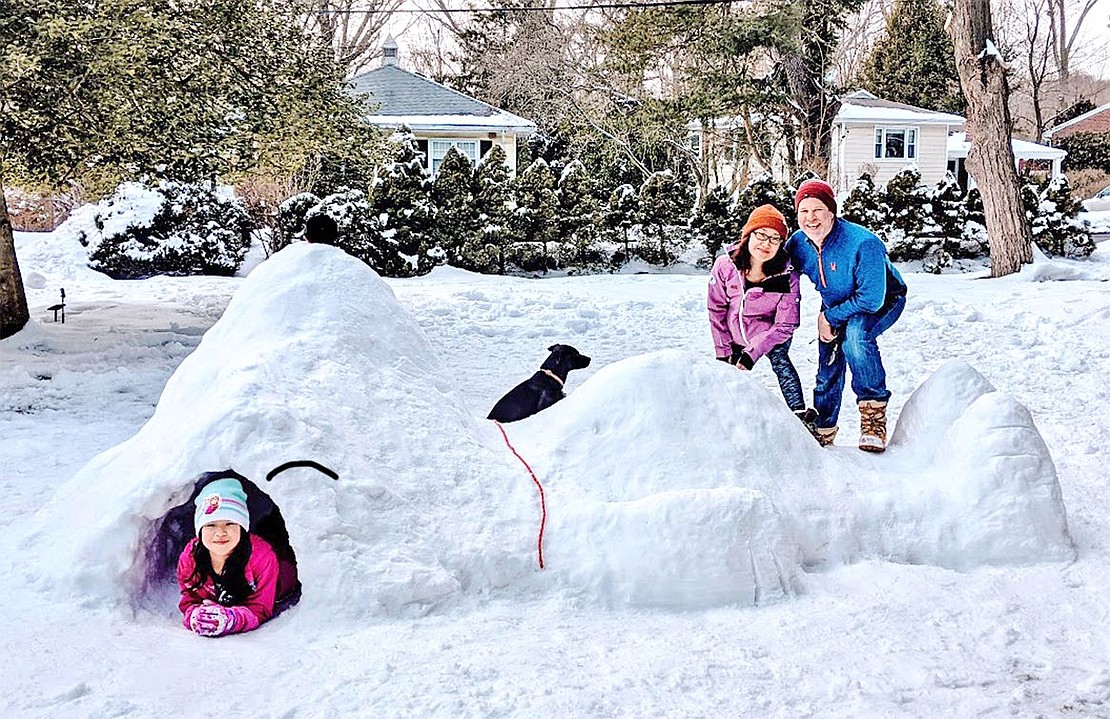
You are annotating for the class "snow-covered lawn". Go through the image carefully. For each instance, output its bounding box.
[3,228,1110,718]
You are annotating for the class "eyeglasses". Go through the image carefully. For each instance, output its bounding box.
[750,230,783,246]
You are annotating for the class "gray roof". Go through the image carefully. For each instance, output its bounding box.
[350,64,517,119]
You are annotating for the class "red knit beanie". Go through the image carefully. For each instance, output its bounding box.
[741,204,788,242]
[794,179,837,214]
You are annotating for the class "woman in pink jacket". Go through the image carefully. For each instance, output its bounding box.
[707,204,816,430]
[177,478,280,637]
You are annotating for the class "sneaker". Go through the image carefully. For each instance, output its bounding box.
[858,400,888,453]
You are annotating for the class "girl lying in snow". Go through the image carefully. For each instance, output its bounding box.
[177,478,282,637]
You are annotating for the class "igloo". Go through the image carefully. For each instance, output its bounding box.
[25,244,1075,622]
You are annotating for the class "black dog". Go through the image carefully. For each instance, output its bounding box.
[488,344,592,423]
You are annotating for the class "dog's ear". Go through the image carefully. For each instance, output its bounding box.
[548,344,559,353]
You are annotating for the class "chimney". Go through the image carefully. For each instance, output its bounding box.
[381,35,399,67]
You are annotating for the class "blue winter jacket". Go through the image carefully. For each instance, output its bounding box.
[785,218,906,327]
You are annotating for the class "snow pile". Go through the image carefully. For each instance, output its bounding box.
[881,360,1074,567]
[24,246,1074,621]
[506,352,818,607]
[1023,243,1100,282]
[25,243,539,620]
[510,353,1074,595]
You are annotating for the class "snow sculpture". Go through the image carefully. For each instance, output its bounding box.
[514,355,1075,580]
[28,244,539,617]
[28,244,1074,621]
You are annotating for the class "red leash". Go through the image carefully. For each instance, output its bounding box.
[494,421,546,569]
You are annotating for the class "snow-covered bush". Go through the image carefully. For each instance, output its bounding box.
[554,160,606,271]
[273,192,322,252]
[930,172,968,241]
[275,188,434,277]
[1030,175,1095,259]
[511,158,560,273]
[370,128,435,277]
[430,148,479,268]
[961,187,988,255]
[79,181,253,279]
[735,174,794,234]
[883,166,931,240]
[841,173,885,229]
[600,184,639,268]
[467,145,518,274]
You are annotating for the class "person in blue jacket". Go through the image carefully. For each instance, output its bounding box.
[785,179,907,452]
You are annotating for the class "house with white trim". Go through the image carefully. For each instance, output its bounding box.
[349,38,537,176]
[831,91,1065,194]
[1043,101,1110,142]
[691,90,1066,194]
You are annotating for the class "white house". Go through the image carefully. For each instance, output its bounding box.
[349,38,536,176]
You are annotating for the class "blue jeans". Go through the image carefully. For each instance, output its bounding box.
[814,295,906,428]
[766,339,806,413]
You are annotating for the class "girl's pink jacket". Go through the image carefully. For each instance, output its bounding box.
[707,247,801,362]
[177,533,279,634]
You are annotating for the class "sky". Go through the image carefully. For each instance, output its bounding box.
[2,208,1110,716]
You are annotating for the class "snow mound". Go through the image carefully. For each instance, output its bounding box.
[880,360,1075,568]
[1023,243,1099,282]
[26,243,538,619]
[510,353,1074,584]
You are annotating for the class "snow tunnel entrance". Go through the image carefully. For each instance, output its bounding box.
[147,469,302,616]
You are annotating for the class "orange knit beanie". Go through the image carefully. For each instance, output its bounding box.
[741,204,789,242]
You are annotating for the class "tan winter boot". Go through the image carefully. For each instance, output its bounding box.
[814,425,839,447]
[858,400,888,453]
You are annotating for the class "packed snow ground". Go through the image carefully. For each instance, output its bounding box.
[3,227,1110,718]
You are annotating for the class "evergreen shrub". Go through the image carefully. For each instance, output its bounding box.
[80,181,253,279]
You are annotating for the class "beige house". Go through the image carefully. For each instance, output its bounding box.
[349,38,536,176]
[832,91,1065,194]
[693,90,1065,195]
[829,91,965,193]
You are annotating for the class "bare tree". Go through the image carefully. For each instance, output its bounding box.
[1049,0,1102,80]
[406,22,462,79]
[311,0,405,75]
[833,0,896,86]
[949,0,1034,277]
[1023,0,1058,139]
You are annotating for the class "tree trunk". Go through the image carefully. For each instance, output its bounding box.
[0,174,31,339]
[949,0,1034,277]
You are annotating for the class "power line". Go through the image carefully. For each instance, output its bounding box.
[321,0,740,15]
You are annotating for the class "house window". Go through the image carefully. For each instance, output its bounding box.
[688,133,702,157]
[874,127,917,160]
[430,139,478,174]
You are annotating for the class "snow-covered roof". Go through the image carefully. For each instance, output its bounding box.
[368,114,537,134]
[349,64,536,135]
[836,91,965,126]
[947,132,1066,161]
